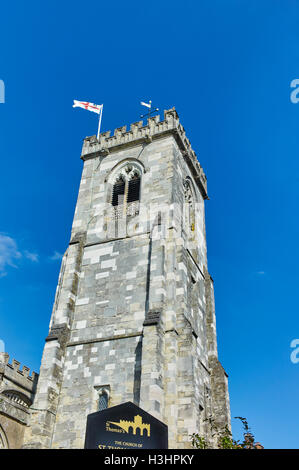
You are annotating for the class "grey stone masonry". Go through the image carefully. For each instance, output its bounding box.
[23,107,230,449]
[0,353,38,448]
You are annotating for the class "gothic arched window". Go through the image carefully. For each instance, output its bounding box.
[110,163,142,217]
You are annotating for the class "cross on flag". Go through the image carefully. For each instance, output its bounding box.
[73,100,103,114]
[73,99,103,140]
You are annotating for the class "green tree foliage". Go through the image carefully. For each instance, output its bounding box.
[191,417,263,449]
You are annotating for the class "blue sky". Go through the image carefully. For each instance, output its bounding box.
[0,0,298,449]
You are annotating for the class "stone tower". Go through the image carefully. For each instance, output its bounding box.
[23,107,230,449]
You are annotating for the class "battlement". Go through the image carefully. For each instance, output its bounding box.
[81,107,208,199]
[0,353,38,389]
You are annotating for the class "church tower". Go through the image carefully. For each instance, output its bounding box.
[23,108,230,449]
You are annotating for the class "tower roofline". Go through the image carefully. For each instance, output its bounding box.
[81,107,208,200]
[0,352,38,392]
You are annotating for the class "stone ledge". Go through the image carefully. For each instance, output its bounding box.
[45,323,70,346]
[66,332,143,348]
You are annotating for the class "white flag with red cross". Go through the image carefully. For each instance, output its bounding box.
[73,100,103,139]
[73,100,103,114]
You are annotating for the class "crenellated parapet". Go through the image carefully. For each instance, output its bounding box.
[0,353,38,434]
[0,353,38,392]
[81,107,208,199]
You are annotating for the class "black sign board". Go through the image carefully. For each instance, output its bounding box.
[84,402,168,449]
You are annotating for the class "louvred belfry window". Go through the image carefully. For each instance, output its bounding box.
[112,178,125,206]
[127,175,140,203]
[111,165,142,216]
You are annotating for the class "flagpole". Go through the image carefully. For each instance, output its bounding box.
[97,105,103,141]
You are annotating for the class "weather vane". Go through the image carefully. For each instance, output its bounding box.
[140,100,159,119]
